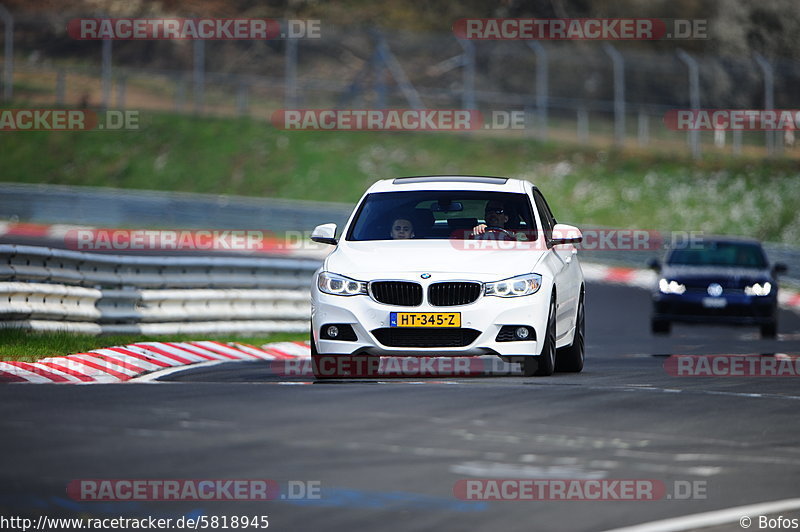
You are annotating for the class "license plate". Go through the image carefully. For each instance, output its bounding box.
[390,312,461,327]
[702,297,727,308]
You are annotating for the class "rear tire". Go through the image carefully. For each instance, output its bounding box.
[651,318,670,335]
[556,292,584,373]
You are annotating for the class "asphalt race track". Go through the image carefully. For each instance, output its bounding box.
[3,282,800,531]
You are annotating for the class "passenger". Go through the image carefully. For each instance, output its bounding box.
[390,218,415,239]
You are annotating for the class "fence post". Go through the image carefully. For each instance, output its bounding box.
[116,75,126,108]
[732,129,742,156]
[55,69,65,105]
[753,53,775,156]
[237,82,249,116]
[175,74,186,112]
[0,4,12,102]
[526,41,548,140]
[101,35,112,109]
[638,109,649,146]
[577,107,589,144]
[458,39,476,111]
[193,39,204,114]
[677,49,701,160]
[369,30,387,109]
[603,43,625,146]
[284,28,298,108]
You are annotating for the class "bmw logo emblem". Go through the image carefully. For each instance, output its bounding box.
[707,283,723,297]
[421,273,431,279]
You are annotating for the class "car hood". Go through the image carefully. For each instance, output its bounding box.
[325,240,546,280]
[660,264,773,288]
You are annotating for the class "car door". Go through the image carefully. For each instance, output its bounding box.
[532,188,580,339]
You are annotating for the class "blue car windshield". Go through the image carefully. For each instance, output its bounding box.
[667,241,768,269]
[346,191,537,241]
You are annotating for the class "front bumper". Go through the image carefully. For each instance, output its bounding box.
[652,292,777,325]
[311,288,549,357]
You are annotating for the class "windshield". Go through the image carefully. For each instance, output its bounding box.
[346,191,537,241]
[667,241,768,269]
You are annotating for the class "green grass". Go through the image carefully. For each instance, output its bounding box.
[0,329,306,363]
[3,108,800,242]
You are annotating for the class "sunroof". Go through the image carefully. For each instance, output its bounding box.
[391,175,509,185]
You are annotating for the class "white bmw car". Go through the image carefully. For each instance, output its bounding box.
[309,175,585,378]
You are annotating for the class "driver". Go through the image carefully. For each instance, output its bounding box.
[472,201,511,237]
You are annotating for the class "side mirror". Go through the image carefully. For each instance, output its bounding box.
[773,262,788,275]
[648,258,661,272]
[310,223,338,245]
[550,223,582,246]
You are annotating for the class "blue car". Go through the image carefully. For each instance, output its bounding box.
[649,237,787,338]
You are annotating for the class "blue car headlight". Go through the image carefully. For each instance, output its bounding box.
[659,278,686,295]
[744,282,772,296]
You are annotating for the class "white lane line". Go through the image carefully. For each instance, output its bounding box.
[603,497,800,532]
[595,385,800,402]
[449,461,607,480]
[129,361,226,382]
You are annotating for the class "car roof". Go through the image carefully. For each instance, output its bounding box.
[366,175,532,194]
[668,235,764,248]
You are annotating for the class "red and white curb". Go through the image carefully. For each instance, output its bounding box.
[581,263,800,311]
[0,341,311,384]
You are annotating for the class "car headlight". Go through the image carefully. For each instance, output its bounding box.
[744,282,772,296]
[485,273,542,297]
[659,278,686,295]
[317,272,367,296]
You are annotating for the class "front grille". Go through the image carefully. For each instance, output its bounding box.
[372,328,481,347]
[428,282,482,306]
[370,281,423,306]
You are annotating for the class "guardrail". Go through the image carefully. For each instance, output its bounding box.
[0,245,321,335]
[0,183,353,233]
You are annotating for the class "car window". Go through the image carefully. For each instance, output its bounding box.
[667,241,768,269]
[532,189,556,242]
[346,191,538,241]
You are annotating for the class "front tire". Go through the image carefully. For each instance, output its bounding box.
[310,330,379,379]
[556,292,584,373]
[651,318,670,335]
[760,320,777,339]
[523,295,556,377]
[310,329,332,380]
